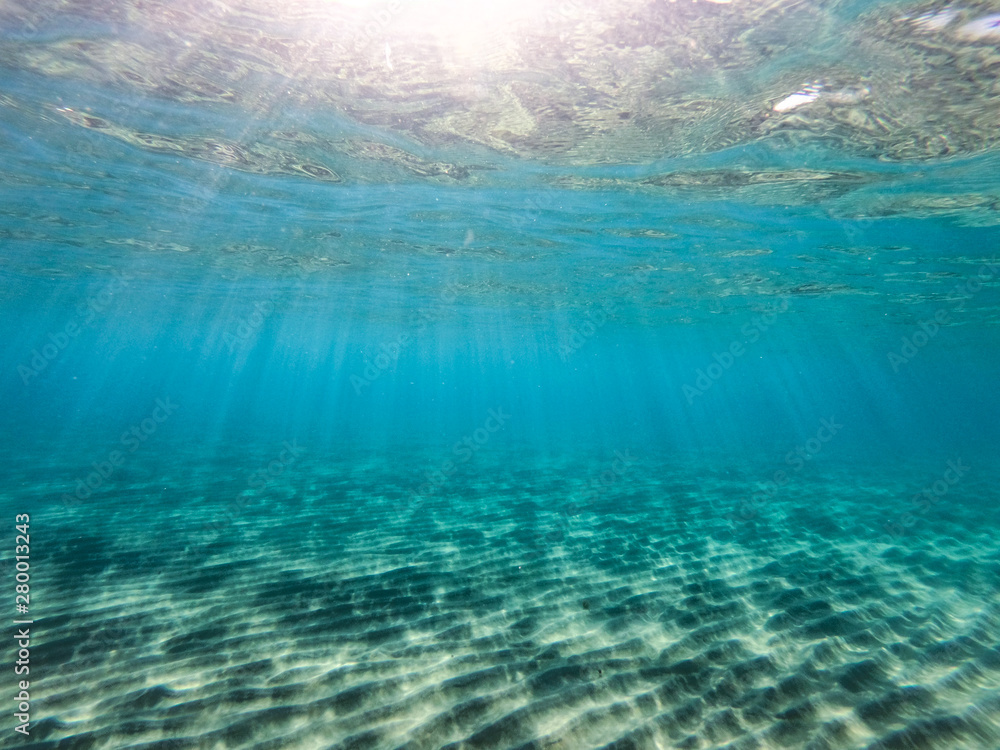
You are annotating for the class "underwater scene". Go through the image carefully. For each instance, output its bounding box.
[2,0,1000,748]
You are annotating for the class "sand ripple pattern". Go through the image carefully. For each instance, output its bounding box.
[3,457,999,749]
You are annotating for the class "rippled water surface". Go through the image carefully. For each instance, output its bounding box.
[1,0,999,748]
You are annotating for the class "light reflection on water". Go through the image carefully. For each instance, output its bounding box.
[1,0,1000,747]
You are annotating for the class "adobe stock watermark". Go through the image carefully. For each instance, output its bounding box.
[558,270,652,362]
[571,450,638,512]
[352,282,462,394]
[880,458,970,542]
[224,293,278,355]
[539,450,638,545]
[333,0,402,54]
[683,296,791,405]
[17,270,131,386]
[11,4,63,42]
[888,257,998,372]
[351,334,414,395]
[61,397,179,508]
[510,188,563,232]
[407,408,511,505]
[731,416,843,522]
[202,440,304,533]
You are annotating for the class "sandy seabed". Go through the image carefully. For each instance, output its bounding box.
[3,452,999,750]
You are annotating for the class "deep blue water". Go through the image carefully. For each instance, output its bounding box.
[2,1,1000,748]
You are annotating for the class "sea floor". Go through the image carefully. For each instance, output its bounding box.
[3,449,999,750]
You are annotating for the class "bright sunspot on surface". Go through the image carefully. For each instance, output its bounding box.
[3,0,1000,747]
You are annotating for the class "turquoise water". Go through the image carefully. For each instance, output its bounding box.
[2,0,1000,748]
